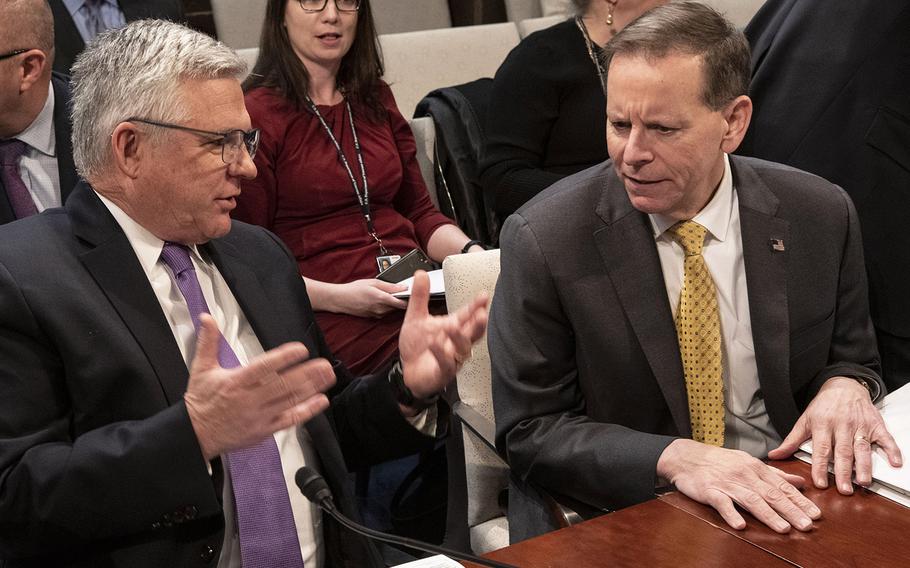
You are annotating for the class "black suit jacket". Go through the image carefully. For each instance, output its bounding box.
[0,73,77,225]
[49,0,185,74]
[0,183,434,567]
[490,156,881,540]
[739,0,910,385]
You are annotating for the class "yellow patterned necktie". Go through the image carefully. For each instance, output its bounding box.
[667,220,724,446]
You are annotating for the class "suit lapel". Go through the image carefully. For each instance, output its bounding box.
[52,73,78,203]
[732,158,800,433]
[203,238,295,352]
[594,173,691,436]
[70,183,190,404]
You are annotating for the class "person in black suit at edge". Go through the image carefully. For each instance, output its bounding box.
[740,0,910,390]
[0,18,489,568]
[0,0,78,224]
[48,0,185,73]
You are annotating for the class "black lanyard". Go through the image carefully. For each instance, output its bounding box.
[306,95,389,255]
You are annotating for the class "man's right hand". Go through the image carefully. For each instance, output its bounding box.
[184,314,335,460]
[657,439,822,533]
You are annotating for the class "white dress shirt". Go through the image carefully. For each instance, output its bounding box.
[12,84,62,212]
[96,194,325,568]
[649,154,782,457]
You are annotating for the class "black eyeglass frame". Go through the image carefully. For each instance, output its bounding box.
[0,48,34,61]
[126,118,260,164]
[297,0,362,13]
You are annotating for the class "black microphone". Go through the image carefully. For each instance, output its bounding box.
[295,466,518,568]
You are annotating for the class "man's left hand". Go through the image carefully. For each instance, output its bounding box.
[769,376,902,493]
[397,270,489,408]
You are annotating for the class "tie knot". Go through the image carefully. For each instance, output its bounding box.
[160,242,194,277]
[0,139,28,166]
[668,220,708,256]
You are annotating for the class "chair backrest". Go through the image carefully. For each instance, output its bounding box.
[372,0,452,34]
[379,22,521,118]
[235,47,260,82]
[211,0,267,49]
[517,15,566,38]
[540,0,573,17]
[443,250,509,548]
[698,0,765,28]
[504,0,542,21]
[407,116,439,208]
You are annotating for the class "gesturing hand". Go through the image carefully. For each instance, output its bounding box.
[768,376,902,494]
[397,270,489,404]
[658,439,821,533]
[185,314,335,460]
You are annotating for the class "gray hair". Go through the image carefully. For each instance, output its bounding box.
[601,1,750,110]
[70,19,246,181]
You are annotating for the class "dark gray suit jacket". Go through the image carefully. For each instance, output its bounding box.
[490,155,881,540]
[0,183,434,567]
[740,0,910,388]
[0,73,77,224]
[49,0,185,74]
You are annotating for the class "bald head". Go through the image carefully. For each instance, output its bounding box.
[0,0,55,138]
[0,0,55,55]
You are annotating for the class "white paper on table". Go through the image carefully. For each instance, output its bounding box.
[391,268,445,298]
[391,554,463,568]
[798,383,910,508]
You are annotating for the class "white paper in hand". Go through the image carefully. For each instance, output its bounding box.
[391,269,445,298]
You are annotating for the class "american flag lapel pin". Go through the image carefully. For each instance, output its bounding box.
[770,238,785,252]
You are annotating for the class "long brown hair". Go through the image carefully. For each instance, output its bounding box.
[243,0,386,120]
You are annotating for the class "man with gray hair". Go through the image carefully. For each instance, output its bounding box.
[0,0,78,224]
[0,19,488,567]
[491,1,902,541]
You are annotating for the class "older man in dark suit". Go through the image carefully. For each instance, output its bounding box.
[48,0,185,73]
[0,0,78,223]
[739,0,910,391]
[490,2,901,543]
[0,19,487,567]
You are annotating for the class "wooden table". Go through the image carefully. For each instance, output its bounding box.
[467,460,910,567]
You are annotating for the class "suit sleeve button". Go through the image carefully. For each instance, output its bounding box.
[200,544,216,564]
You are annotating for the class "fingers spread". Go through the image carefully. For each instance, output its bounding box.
[240,342,311,387]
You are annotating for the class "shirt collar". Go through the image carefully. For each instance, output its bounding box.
[63,0,115,14]
[95,191,204,278]
[13,83,55,157]
[649,153,734,243]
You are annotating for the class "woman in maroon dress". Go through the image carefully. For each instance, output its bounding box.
[235,0,483,375]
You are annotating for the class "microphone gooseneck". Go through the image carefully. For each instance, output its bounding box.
[295,466,517,568]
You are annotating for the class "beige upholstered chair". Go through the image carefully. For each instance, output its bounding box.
[517,15,566,38]
[379,23,521,118]
[372,0,452,34]
[211,0,267,49]
[407,116,439,208]
[503,0,543,21]
[699,0,765,28]
[443,249,510,554]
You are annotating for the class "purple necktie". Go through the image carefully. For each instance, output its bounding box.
[160,243,305,568]
[0,139,39,219]
[82,0,107,39]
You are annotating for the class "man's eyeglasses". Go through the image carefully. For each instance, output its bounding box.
[298,0,362,13]
[126,118,260,164]
[0,48,33,62]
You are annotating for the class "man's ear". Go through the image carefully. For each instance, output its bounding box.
[18,49,48,94]
[720,95,753,154]
[110,122,144,179]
